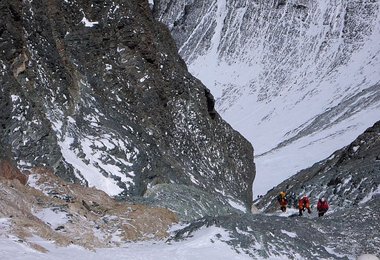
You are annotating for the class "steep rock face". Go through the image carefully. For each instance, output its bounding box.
[0,0,254,207]
[255,120,380,213]
[154,0,380,195]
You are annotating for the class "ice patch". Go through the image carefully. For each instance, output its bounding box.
[139,75,149,82]
[59,136,124,196]
[81,17,99,27]
[323,246,349,258]
[11,95,20,102]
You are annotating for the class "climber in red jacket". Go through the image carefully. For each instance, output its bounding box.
[298,195,311,216]
[317,197,329,217]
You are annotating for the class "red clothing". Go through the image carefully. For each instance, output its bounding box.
[279,199,287,207]
[299,197,310,209]
[317,200,329,212]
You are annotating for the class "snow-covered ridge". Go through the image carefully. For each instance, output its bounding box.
[154,0,380,196]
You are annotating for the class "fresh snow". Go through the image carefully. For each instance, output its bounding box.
[357,255,380,260]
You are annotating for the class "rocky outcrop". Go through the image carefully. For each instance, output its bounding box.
[0,160,28,185]
[0,167,178,250]
[0,0,255,208]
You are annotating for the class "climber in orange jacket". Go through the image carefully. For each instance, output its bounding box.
[298,195,311,216]
[277,191,288,212]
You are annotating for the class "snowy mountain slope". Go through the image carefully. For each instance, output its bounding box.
[0,0,255,207]
[1,164,378,259]
[255,120,380,213]
[1,1,380,259]
[154,0,380,196]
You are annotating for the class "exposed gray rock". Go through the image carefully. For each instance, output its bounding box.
[0,0,255,208]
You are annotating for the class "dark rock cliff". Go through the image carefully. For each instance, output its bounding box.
[0,0,255,208]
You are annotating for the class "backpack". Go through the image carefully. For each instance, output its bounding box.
[278,192,286,202]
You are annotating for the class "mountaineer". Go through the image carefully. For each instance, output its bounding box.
[298,195,311,216]
[317,197,329,217]
[277,191,288,212]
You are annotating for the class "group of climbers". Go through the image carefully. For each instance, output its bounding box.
[277,191,329,217]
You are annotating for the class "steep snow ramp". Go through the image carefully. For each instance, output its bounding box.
[154,0,380,196]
